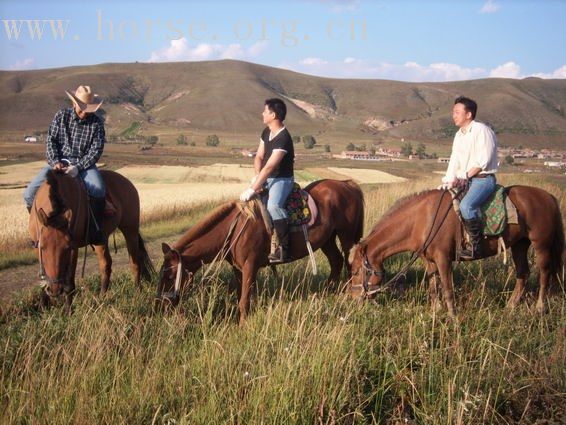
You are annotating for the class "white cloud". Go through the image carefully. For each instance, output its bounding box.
[284,57,486,82]
[531,65,566,79]
[479,0,501,14]
[10,57,35,70]
[148,38,268,62]
[489,61,521,78]
[282,57,566,82]
[300,57,328,65]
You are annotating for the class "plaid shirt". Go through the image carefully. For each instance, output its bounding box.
[46,107,105,171]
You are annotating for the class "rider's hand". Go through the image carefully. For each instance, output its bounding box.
[53,162,65,171]
[250,175,258,185]
[239,187,256,202]
[64,165,79,178]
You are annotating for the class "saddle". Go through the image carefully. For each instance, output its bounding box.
[450,185,519,260]
[258,183,319,273]
[450,184,518,236]
[259,183,318,231]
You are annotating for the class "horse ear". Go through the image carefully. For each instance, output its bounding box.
[37,208,48,226]
[162,243,171,255]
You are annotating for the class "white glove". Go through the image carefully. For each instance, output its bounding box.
[239,187,256,202]
[64,165,79,178]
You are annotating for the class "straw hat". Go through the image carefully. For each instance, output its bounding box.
[65,85,103,113]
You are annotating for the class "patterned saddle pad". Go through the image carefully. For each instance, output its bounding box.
[452,184,518,236]
[286,183,314,226]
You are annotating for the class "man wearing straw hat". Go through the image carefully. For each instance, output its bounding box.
[23,85,107,245]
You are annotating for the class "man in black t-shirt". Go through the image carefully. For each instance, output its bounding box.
[240,98,295,263]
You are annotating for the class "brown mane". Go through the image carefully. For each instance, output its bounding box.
[174,201,239,250]
[45,170,65,217]
[367,190,434,236]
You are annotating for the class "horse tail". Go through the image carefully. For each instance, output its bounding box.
[345,180,365,243]
[138,234,155,282]
[550,195,565,280]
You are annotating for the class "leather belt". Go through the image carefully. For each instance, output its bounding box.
[472,173,494,179]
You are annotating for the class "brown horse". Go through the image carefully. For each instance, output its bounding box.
[156,179,364,324]
[348,186,564,318]
[29,169,154,307]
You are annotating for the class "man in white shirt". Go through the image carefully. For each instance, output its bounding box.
[441,96,498,260]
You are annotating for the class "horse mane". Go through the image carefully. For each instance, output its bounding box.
[366,189,436,237]
[45,170,66,217]
[174,200,260,250]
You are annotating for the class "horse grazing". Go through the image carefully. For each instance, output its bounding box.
[29,169,154,307]
[348,186,564,318]
[156,179,364,324]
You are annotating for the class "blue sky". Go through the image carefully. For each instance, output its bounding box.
[1,0,565,81]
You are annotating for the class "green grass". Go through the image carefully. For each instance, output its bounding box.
[1,173,564,424]
[120,121,142,139]
[1,254,565,424]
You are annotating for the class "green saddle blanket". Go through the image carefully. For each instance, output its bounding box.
[481,185,507,236]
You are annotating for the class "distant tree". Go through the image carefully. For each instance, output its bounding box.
[176,134,188,145]
[431,152,438,159]
[292,135,301,144]
[346,143,356,151]
[505,155,515,165]
[189,141,196,146]
[303,135,317,149]
[146,135,158,145]
[369,146,376,155]
[206,134,220,147]
[401,142,413,157]
[303,138,315,149]
[324,144,331,153]
[415,143,426,159]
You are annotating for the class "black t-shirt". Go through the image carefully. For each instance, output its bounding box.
[260,127,294,178]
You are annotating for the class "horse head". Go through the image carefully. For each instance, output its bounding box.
[347,243,386,299]
[155,242,199,308]
[35,205,75,298]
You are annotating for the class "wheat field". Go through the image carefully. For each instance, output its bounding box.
[1,168,565,424]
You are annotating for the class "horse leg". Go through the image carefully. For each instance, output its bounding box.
[64,248,79,311]
[436,257,457,319]
[337,231,355,278]
[122,227,142,289]
[425,260,441,312]
[238,263,258,325]
[507,239,530,309]
[94,244,112,294]
[321,237,343,286]
[533,246,552,314]
[229,265,242,294]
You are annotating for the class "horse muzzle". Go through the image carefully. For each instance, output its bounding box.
[154,291,180,311]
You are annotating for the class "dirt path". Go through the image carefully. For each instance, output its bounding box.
[0,234,183,304]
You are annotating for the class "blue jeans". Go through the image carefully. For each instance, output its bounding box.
[460,175,496,220]
[265,177,294,221]
[23,164,106,208]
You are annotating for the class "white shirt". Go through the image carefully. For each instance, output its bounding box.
[442,120,498,183]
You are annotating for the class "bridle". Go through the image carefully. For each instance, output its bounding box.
[352,189,454,298]
[157,209,252,302]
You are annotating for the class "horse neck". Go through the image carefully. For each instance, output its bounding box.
[365,200,427,263]
[175,205,240,264]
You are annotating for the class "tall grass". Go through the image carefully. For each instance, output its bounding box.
[1,174,565,424]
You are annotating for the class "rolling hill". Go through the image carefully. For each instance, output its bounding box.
[1,60,565,149]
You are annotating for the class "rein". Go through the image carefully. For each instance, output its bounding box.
[356,189,454,297]
[160,210,250,300]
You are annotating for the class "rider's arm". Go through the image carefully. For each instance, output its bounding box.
[46,110,63,168]
[251,150,286,192]
[77,121,105,171]
[253,140,265,176]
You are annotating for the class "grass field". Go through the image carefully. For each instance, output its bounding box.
[1,167,565,424]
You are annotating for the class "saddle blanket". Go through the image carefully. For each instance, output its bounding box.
[481,185,518,236]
